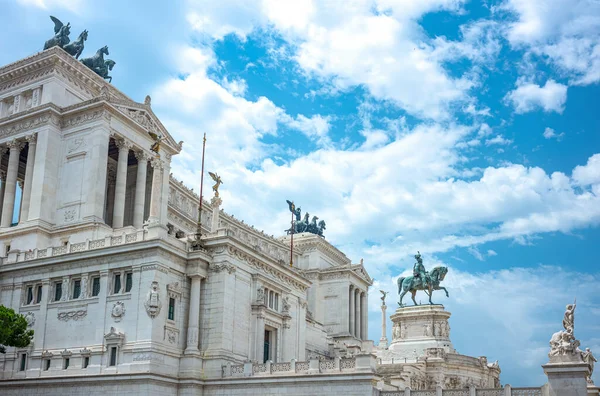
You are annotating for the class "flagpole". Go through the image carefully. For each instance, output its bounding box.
[195,133,207,245]
[289,204,294,267]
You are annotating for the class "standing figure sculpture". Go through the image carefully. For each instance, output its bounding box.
[63,30,88,59]
[380,290,388,306]
[209,172,223,197]
[397,252,449,307]
[583,348,597,384]
[563,301,576,333]
[44,16,71,50]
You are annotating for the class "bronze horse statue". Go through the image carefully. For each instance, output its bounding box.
[81,46,109,70]
[397,266,449,307]
[64,30,88,59]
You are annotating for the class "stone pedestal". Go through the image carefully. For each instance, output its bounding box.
[388,305,454,359]
[211,195,222,232]
[542,356,590,396]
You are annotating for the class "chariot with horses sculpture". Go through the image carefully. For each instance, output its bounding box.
[397,251,449,307]
[42,16,116,83]
[285,200,326,237]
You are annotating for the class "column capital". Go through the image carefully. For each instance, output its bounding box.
[7,138,25,151]
[115,138,133,151]
[134,150,149,162]
[150,158,164,170]
[25,133,37,144]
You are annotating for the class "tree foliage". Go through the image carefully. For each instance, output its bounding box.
[0,305,34,353]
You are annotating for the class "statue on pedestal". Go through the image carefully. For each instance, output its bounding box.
[44,16,71,50]
[397,252,449,307]
[380,290,388,306]
[209,172,223,197]
[549,300,582,358]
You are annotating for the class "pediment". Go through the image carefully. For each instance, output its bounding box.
[352,265,373,285]
[110,99,182,154]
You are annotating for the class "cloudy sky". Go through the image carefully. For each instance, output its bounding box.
[2,0,599,386]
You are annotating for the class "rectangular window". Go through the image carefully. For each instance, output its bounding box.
[113,274,121,294]
[83,356,89,369]
[72,280,81,299]
[26,286,33,305]
[125,273,132,292]
[274,294,279,311]
[92,277,100,296]
[109,347,117,366]
[54,282,62,301]
[35,285,42,304]
[168,298,175,321]
[19,354,27,371]
[44,359,51,371]
[63,358,69,370]
[269,291,274,309]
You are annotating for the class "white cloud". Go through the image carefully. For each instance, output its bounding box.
[17,0,83,12]
[282,114,332,147]
[185,0,498,120]
[572,154,600,188]
[487,249,497,256]
[543,127,564,141]
[505,79,568,114]
[501,0,600,85]
[485,135,513,146]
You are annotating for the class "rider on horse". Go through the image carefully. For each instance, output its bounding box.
[413,251,430,288]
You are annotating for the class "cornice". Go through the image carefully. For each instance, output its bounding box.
[224,244,311,292]
[0,105,61,139]
[293,236,352,266]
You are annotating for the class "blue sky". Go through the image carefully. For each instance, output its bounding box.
[1,0,599,386]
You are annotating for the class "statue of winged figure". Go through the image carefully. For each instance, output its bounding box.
[148,132,162,154]
[380,290,388,305]
[44,16,71,50]
[209,172,223,197]
[286,199,301,221]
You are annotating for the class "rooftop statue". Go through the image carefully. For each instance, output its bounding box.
[81,46,116,82]
[549,300,581,358]
[63,30,88,59]
[44,16,71,50]
[209,172,223,197]
[397,252,449,307]
[148,132,163,154]
[285,200,326,237]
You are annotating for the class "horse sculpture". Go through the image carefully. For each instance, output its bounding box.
[397,266,449,307]
[64,30,88,59]
[43,16,71,50]
[94,59,116,83]
[81,46,109,70]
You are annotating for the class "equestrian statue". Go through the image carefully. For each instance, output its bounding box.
[397,252,449,307]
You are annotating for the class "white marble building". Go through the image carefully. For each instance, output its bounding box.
[0,48,596,396]
[0,47,374,395]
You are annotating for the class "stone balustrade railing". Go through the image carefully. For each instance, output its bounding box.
[381,386,544,396]
[0,229,146,265]
[222,355,376,378]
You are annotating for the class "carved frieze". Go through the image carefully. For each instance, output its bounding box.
[57,309,87,321]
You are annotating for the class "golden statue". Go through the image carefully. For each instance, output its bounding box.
[148,132,162,154]
[209,172,223,197]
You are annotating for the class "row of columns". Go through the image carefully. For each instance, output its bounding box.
[0,135,37,228]
[349,285,368,340]
[108,137,162,229]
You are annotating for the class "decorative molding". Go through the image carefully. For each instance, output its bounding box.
[57,309,87,321]
[227,245,309,292]
[24,311,35,327]
[166,282,182,299]
[111,301,126,322]
[60,349,72,357]
[104,326,124,346]
[0,111,60,139]
[209,262,236,274]
[144,281,162,319]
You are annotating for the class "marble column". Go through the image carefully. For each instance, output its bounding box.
[1,140,23,227]
[132,151,148,229]
[20,134,37,222]
[148,158,163,223]
[112,140,130,228]
[361,292,368,340]
[355,289,361,339]
[349,285,355,336]
[380,302,388,348]
[0,170,6,221]
[185,276,202,354]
